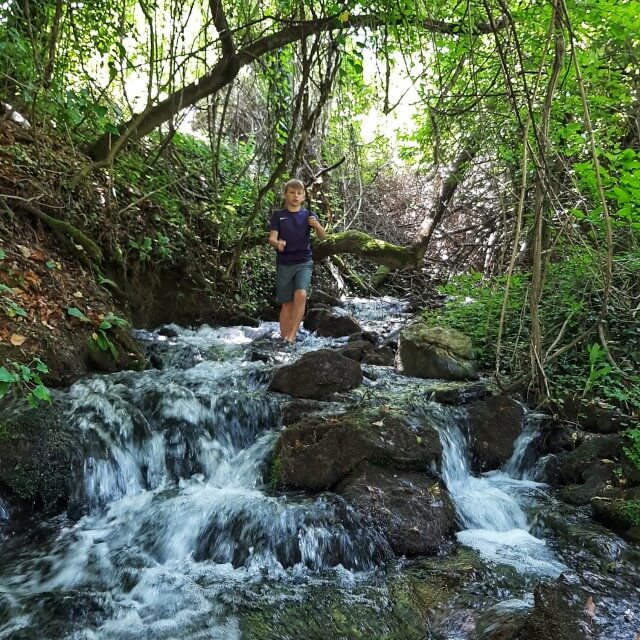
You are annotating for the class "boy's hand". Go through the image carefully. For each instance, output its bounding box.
[308,216,319,228]
[276,239,286,252]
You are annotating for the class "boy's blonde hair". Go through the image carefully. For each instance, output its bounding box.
[283,178,305,192]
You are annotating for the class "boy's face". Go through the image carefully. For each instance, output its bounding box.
[284,186,305,210]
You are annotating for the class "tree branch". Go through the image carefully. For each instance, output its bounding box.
[87,12,506,162]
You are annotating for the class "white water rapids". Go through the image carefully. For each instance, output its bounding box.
[0,297,568,639]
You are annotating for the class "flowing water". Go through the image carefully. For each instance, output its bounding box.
[0,297,638,639]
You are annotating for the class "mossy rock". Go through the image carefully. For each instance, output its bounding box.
[240,548,483,640]
[591,496,640,542]
[399,321,477,381]
[272,406,442,491]
[0,403,82,512]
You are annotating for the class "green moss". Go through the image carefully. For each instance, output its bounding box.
[240,583,425,640]
[372,265,391,288]
[0,405,81,508]
[269,455,283,491]
[314,230,418,269]
[239,549,485,640]
[611,499,640,527]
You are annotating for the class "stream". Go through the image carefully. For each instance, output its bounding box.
[0,297,638,639]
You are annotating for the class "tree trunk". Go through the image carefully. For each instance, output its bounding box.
[314,230,419,269]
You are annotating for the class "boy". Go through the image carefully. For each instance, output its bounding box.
[268,178,326,343]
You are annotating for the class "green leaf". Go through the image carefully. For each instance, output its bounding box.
[0,367,17,383]
[46,260,55,269]
[67,307,90,322]
[32,385,51,402]
[99,320,112,330]
[107,339,119,360]
[0,381,10,397]
[0,248,5,260]
[20,365,31,382]
[97,276,117,287]
[104,314,128,328]
[35,360,49,373]
[95,331,109,351]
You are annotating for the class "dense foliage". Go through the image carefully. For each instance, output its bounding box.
[1,0,639,437]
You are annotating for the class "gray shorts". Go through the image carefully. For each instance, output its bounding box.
[276,260,313,303]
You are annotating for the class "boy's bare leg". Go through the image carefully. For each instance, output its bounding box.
[285,289,307,343]
[279,302,293,339]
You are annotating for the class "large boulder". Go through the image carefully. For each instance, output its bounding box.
[514,582,588,640]
[549,433,625,506]
[269,349,363,399]
[398,321,477,381]
[561,395,635,434]
[309,290,344,307]
[555,434,622,485]
[303,307,362,338]
[0,403,83,513]
[591,494,640,543]
[337,462,456,556]
[465,396,525,472]
[272,407,442,491]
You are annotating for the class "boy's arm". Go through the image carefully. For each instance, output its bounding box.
[308,216,327,241]
[268,229,286,252]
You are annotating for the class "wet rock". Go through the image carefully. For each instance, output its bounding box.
[247,336,286,364]
[398,321,478,381]
[214,310,260,327]
[194,492,384,570]
[363,345,396,367]
[541,508,628,562]
[157,325,180,338]
[514,582,588,640]
[562,395,634,434]
[538,421,586,454]
[273,407,442,491]
[430,382,493,406]
[336,339,374,361]
[465,396,525,472]
[280,399,332,426]
[473,601,531,640]
[0,404,83,513]
[337,462,456,556]
[163,421,207,482]
[303,307,362,337]
[591,496,640,543]
[558,479,621,506]
[348,331,378,344]
[269,349,363,399]
[309,290,344,307]
[555,434,622,485]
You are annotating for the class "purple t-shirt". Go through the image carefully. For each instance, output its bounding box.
[269,208,317,265]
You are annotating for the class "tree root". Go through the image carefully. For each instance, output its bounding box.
[11,199,103,266]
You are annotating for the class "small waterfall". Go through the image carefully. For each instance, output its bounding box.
[0,323,396,639]
[424,403,565,577]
